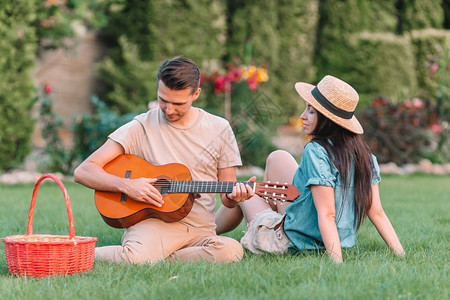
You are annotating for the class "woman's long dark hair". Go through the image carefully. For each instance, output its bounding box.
[310,112,374,229]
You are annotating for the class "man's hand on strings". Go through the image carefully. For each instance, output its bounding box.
[125,177,164,207]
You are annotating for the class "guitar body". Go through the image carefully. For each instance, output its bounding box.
[95,155,195,228]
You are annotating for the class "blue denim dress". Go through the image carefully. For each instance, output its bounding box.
[283,141,381,252]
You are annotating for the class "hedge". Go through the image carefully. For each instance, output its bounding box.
[0,1,37,171]
[411,28,450,116]
[349,32,417,105]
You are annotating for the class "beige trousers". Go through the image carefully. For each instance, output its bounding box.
[95,218,244,264]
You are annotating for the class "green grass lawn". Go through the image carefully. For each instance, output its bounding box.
[0,174,449,299]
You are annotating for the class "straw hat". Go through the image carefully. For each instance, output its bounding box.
[295,75,363,134]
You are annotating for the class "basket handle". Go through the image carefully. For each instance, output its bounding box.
[26,174,75,239]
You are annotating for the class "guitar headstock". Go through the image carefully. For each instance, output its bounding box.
[255,181,299,204]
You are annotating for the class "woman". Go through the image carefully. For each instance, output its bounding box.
[215,75,405,263]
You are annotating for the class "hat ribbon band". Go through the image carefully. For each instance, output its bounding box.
[311,87,354,119]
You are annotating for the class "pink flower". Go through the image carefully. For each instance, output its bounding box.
[225,67,242,82]
[214,76,226,94]
[412,98,424,109]
[429,63,438,77]
[44,84,52,94]
[404,100,412,109]
[431,124,443,134]
[247,73,259,91]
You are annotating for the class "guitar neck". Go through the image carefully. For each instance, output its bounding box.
[158,181,255,194]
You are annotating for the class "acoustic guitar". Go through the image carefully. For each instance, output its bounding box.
[95,155,300,228]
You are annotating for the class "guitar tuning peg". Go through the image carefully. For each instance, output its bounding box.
[272,200,277,206]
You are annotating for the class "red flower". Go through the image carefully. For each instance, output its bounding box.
[371,97,388,107]
[214,76,229,94]
[44,84,52,94]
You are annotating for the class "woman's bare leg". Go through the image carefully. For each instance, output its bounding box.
[215,150,298,234]
[263,150,298,215]
[240,150,298,220]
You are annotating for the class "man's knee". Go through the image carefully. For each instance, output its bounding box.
[214,237,244,262]
[95,242,165,264]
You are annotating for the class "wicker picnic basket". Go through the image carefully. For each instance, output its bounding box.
[2,174,97,277]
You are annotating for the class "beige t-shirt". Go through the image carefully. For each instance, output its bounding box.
[108,108,242,230]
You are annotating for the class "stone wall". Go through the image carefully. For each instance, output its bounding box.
[33,31,105,149]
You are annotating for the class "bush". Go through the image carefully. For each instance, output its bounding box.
[350,32,417,105]
[411,29,450,117]
[73,96,140,161]
[398,0,445,31]
[96,37,160,114]
[315,0,449,108]
[38,84,76,174]
[359,97,431,165]
[0,1,37,171]
[200,67,278,168]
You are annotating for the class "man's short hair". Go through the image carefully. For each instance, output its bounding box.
[157,57,200,94]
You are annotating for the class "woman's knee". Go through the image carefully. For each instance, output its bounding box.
[265,150,297,183]
[266,150,294,166]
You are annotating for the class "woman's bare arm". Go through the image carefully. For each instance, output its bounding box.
[311,185,343,263]
[368,184,405,257]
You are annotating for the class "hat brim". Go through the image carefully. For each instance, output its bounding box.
[295,82,364,135]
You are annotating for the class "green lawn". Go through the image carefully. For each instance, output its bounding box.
[0,174,449,299]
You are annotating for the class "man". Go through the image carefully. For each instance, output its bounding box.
[74,57,255,264]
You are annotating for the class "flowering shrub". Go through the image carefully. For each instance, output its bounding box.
[359,95,450,165]
[202,64,269,95]
[425,45,449,119]
[201,63,269,121]
[38,83,76,174]
[200,62,276,167]
[359,97,431,165]
[425,120,450,164]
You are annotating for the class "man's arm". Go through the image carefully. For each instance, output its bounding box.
[73,139,164,207]
[217,166,255,208]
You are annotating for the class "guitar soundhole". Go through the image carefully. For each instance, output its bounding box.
[156,179,171,194]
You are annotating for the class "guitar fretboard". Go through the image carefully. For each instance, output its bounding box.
[155,181,255,194]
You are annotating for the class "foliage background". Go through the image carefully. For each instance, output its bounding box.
[0,0,449,171]
[0,1,37,171]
